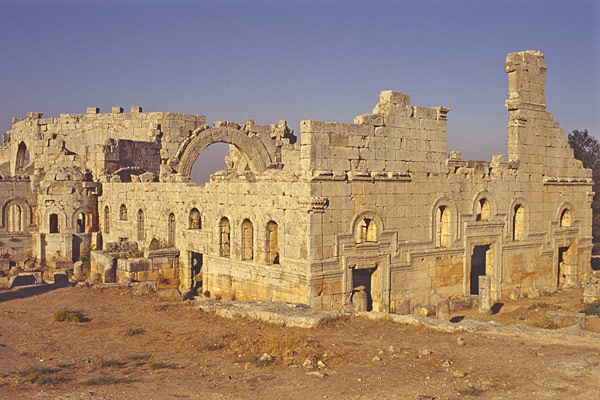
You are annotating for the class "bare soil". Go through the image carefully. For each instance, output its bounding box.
[0,285,599,400]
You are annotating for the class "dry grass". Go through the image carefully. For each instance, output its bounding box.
[81,375,127,386]
[225,328,325,366]
[86,356,125,369]
[18,366,64,386]
[53,308,83,322]
[147,361,179,370]
[124,327,145,337]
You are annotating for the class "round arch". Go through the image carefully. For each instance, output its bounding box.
[2,198,32,232]
[176,127,273,178]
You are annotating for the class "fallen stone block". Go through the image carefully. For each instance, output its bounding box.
[53,271,69,286]
[546,310,586,329]
[583,283,600,303]
[9,272,42,288]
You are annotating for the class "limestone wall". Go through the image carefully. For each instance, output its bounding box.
[302,51,593,311]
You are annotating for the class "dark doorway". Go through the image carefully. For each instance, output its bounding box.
[191,252,203,290]
[558,246,570,287]
[470,244,490,294]
[352,267,375,311]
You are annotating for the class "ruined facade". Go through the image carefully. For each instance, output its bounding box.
[0,51,593,312]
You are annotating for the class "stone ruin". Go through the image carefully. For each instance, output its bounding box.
[0,50,594,313]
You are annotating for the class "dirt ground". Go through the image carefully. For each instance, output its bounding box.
[0,284,599,400]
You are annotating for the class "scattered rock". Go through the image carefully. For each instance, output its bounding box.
[436,298,450,320]
[371,356,382,362]
[527,290,540,299]
[259,353,272,362]
[418,348,432,356]
[415,396,437,400]
[509,290,521,300]
[317,360,326,369]
[441,359,454,367]
[452,370,467,378]
[305,371,327,378]
[302,358,313,369]
[388,345,398,353]
[157,288,182,302]
[456,336,466,347]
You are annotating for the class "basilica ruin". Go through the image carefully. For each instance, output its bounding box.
[0,51,593,312]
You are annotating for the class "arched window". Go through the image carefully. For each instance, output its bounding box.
[219,217,230,257]
[560,208,571,227]
[137,209,144,241]
[513,205,524,241]
[168,213,176,246]
[16,142,29,174]
[49,213,60,233]
[76,212,86,233]
[104,206,110,233]
[357,218,377,243]
[7,204,22,232]
[476,198,491,221]
[241,219,253,260]
[267,221,279,264]
[120,204,128,220]
[437,206,450,248]
[189,208,201,229]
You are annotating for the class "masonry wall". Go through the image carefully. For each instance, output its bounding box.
[301,51,593,312]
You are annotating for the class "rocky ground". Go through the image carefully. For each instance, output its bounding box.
[0,284,599,400]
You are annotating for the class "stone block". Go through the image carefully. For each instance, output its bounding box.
[54,271,69,286]
[112,107,124,114]
[9,273,37,288]
[379,91,410,106]
[130,106,143,113]
[545,310,586,329]
[354,113,384,126]
[87,107,100,114]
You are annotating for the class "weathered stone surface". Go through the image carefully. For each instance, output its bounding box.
[193,299,343,328]
[546,311,586,329]
[0,50,593,316]
[9,273,37,287]
[583,283,600,302]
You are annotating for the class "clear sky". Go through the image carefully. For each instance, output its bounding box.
[1,0,598,182]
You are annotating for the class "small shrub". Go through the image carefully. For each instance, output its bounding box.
[18,366,64,386]
[148,238,170,251]
[124,328,145,337]
[81,375,127,386]
[128,354,150,366]
[53,308,82,323]
[87,356,125,368]
[582,300,600,316]
[127,248,144,258]
[147,361,179,370]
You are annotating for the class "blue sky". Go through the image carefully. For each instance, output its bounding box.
[1,0,598,181]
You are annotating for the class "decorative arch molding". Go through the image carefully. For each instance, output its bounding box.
[351,210,384,243]
[2,197,32,231]
[508,197,529,241]
[472,191,496,221]
[72,206,92,232]
[431,197,458,247]
[557,201,574,227]
[43,207,67,233]
[175,127,273,177]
